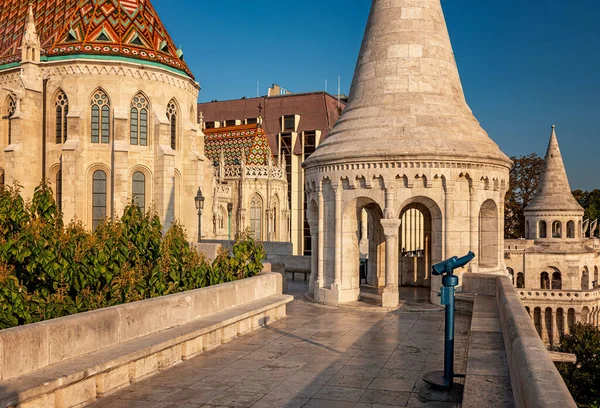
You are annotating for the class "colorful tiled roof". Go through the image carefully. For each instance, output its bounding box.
[204,124,275,167]
[0,0,192,78]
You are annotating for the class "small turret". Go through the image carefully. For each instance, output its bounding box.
[21,5,40,63]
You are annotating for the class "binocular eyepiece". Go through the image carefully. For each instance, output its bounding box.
[432,251,475,276]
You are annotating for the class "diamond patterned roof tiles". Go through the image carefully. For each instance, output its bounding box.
[0,0,193,78]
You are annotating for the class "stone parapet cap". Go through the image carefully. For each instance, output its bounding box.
[518,287,600,302]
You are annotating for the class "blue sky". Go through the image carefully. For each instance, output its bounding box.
[155,0,600,190]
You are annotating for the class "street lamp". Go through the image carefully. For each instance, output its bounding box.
[194,187,205,243]
[227,202,234,241]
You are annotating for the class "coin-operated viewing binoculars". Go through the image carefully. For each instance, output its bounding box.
[423,251,475,390]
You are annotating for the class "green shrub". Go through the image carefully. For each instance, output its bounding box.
[0,180,266,329]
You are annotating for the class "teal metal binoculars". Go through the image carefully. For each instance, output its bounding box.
[424,251,475,390]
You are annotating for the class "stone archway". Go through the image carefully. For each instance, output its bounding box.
[397,197,442,289]
[339,196,387,304]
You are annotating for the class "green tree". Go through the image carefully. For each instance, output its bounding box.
[573,189,600,236]
[504,153,545,239]
[556,323,600,408]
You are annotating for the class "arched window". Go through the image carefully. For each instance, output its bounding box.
[552,221,562,238]
[250,194,262,241]
[552,272,562,289]
[0,171,4,189]
[517,272,525,289]
[130,93,149,146]
[218,206,227,232]
[582,268,590,290]
[540,272,550,289]
[567,221,575,239]
[539,221,547,239]
[132,171,145,211]
[91,90,110,144]
[167,100,178,150]
[5,96,16,145]
[594,266,599,289]
[55,91,68,143]
[56,170,62,212]
[92,170,107,230]
[479,200,499,267]
[507,268,514,285]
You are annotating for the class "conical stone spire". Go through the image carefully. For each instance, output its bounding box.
[304,0,510,168]
[525,126,583,213]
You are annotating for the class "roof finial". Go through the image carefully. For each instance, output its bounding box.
[21,3,40,63]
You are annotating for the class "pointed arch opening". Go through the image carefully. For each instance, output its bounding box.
[92,170,107,231]
[250,194,263,241]
[132,171,146,211]
[130,92,149,146]
[167,99,178,150]
[91,89,110,144]
[55,90,68,144]
[4,95,16,145]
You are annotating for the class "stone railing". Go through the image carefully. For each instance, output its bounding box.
[214,165,285,180]
[462,274,577,408]
[519,287,600,301]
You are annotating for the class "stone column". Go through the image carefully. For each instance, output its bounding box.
[308,222,318,293]
[333,184,342,289]
[540,311,548,345]
[562,311,568,337]
[552,308,558,347]
[469,186,478,271]
[444,184,454,259]
[317,189,324,289]
[381,219,401,308]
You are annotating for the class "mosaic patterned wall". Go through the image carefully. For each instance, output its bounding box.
[0,0,192,77]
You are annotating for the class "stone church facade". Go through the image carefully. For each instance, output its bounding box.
[505,127,600,347]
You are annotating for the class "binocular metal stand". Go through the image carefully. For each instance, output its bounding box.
[423,252,475,390]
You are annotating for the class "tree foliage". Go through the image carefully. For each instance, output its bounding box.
[504,153,545,239]
[0,180,266,329]
[556,323,600,408]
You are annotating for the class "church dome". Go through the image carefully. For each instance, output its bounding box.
[304,0,511,169]
[0,0,192,78]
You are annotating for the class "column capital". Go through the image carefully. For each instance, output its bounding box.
[380,219,401,237]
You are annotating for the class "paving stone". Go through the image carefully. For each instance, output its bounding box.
[313,385,365,402]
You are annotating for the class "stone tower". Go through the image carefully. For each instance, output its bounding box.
[524,126,584,242]
[304,0,512,307]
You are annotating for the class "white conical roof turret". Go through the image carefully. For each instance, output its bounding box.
[304,0,511,168]
[525,126,583,213]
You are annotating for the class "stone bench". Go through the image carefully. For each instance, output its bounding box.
[0,273,292,408]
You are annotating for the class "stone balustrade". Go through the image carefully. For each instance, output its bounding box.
[0,272,292,408]
[519,287,600,301]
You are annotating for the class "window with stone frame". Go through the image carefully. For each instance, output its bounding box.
[5,96,16,145]
[92,170,107,230]
[130,93,149,146]
[167,100,178,150]
[56,170,62,212]
[552,221,562,238]
[249,194,263,241]
[132,171,146,211]
[539,220,547,239]
[55,91,68,144]
[91,90,110,144]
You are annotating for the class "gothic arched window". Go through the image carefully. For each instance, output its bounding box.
[56,170,62,212]
[55,91,68,143]
[132,171,146,211]
[91,90,110,144]
[5,96,15,145]
[250,194,263,241]
[167,100,178,150]
[130,93,149,146]
[92,170,107,230]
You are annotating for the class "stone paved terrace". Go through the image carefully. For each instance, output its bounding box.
[88,283,470,408]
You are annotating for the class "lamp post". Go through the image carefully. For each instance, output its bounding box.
[194,188,205,243]
[227,202,233,241]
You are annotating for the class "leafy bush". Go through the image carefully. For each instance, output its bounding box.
[0,181,265,329]
[556,323,600,408]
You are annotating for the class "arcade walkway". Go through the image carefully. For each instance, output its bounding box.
[89,283,470,408]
